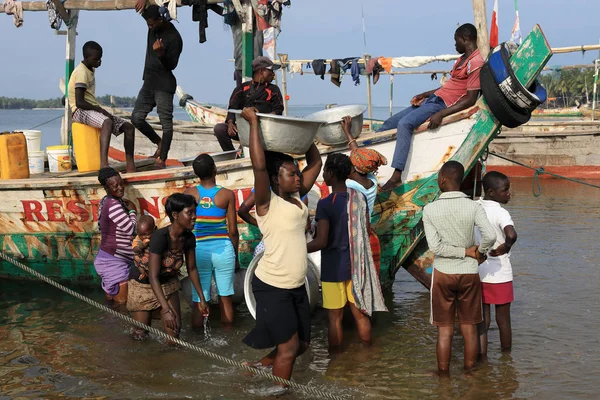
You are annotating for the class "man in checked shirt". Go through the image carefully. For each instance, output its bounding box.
[423,161,496,373]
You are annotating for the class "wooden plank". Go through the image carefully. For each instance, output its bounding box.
[472,0,489,59]
[0,0,222,12]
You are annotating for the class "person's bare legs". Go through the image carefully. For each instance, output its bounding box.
[131,310,151,340]
[219,296,234,327]
[381,169,403,191]
[460,323,479,371]
[272,333,300,385]
[113,281,128,304]
[437,325,454,373]
[152,140,162,159]
[349,302,372,345]
[99,118,114,169]
[327,308,344,349]
[495,303,512,351]
[478,303,492,357]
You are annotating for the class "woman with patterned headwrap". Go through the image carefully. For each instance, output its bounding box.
[95,167,137,303]
[341,116,387,275]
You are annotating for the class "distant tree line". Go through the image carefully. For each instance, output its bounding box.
[0,95,137,109]
[538,67,597,108]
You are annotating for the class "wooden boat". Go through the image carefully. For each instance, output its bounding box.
[531,106,584,118]
[0,26,551,291]
[486,119,600,179]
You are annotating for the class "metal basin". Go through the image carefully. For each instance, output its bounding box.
[244,251,321,319]
[230,109,325,154]
[305,105,366,146]
[178,149,238,166]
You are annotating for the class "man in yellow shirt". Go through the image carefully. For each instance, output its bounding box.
[68,41,136,173]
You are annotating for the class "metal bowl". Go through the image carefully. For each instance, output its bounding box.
[230,110,325,154]
[305,105,366,146]
[178,149,238,166]
[244,251,321,319]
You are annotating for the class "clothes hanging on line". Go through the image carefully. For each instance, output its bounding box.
[391,54,459,68]
[289,61,303,76]
[312,59,326,80]
[3,0,23,27]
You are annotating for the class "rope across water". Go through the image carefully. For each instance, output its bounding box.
[487,151,600,197]
[0,251,344,400]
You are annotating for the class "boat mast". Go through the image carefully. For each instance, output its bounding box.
[472,0,490,59]
[62,11,79,146]
[240,0,254,82]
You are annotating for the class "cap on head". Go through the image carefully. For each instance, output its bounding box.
[251,56,281,73]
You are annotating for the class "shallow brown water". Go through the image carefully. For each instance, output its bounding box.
[1,178,599,399]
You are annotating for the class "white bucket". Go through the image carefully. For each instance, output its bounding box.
[47,146,72,173]
[22,130,42,153]
[28,151,45,174]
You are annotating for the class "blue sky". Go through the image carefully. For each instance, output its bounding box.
[1,0,599,106]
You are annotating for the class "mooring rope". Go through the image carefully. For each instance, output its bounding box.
[487,151,600,197]
[0,251,344,400]
[27,114,64,130]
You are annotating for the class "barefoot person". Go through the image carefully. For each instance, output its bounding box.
[377,24,483,190]
[422,161,496,373]
[68,41,136,172]
[241,107,322,384]
[147,193,209,338]
[131,5,183,169]
[184,154,239,328]
[94,167,137,303]
[341,116,387,274]
[476,172,518,356]
[308,153,387,349]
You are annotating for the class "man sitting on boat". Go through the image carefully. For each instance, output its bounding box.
[68,41,136,173]
[377,23,484,191]
[214,56,284,152]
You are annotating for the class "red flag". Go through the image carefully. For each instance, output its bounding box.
[490,0,499,48]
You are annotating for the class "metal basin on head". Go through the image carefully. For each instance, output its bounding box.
[305,105,366,146]
[230,109,326,155]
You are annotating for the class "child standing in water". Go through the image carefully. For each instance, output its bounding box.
[184,154,239,328]
[476,171,518,356]
[308,153,387,349]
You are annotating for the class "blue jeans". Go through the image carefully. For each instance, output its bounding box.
[377,95,447,171]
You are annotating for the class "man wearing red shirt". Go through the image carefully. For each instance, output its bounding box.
[378,23,484,190]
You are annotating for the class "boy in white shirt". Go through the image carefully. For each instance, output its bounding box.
[475,171,518,356]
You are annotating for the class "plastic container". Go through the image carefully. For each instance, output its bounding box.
[22,130,42,153]
[47,145,72,173]
[72,122,101,172]
[0,132,30,179]
[28,150,45,174]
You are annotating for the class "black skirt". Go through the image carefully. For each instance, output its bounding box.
[243,274,311,350]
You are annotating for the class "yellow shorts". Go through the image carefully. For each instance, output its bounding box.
[322,280,355,309]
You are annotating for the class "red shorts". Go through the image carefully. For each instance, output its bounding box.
[481,281,514,305]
